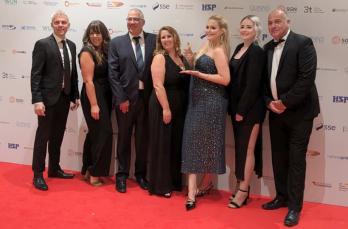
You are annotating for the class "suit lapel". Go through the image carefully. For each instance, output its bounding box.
[277,31,293,75]
[125,34,138,70]
[49,34,63,67]
[267,45,274,79]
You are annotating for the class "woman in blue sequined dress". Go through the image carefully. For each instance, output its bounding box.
[180,15,231,210]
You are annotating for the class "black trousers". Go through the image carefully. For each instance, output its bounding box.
[115,93,148,179]
[269,112,314,212]
[32,92,70,176]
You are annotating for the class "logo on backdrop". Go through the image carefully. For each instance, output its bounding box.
[249,5,270,12]
[310,36,325,44]
[64,1,80,7]
[2,72,29,79]
[42,26,52,32]
[12,49,27,54]
[332,8,348,13]
[328,155,348,160]
[315,123,336,131]
[307,150,320,157]
[8,143,20,149]
[223,5,243,10]
[4,0,17,5]
[175,4,194,10]
[331,36,348,45]
[278,5,298,13]
[202,4,216,11]
[312,181,332,188]
[152,2,170,10]
[86,2,102,7]
[43,1,59,6]
[339,183,348,191]
[129,4,146,8]
[21,25,36,31]
[107,1,123,9]
[332,96,348,103]
[23,1,37,5]
[9,96,24,104]
[16,121,31,128]
[1,25,16,30]
[304,6,325,13]
[343,126,348,132]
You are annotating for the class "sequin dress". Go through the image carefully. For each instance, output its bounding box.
[181,54,228,174]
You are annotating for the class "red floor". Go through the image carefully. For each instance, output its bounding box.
[0,161,347,229]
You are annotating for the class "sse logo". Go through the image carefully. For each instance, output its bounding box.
[315,123,336,131]
[8,143,19,149]
[152,2,170,10]
[202,4,216,11]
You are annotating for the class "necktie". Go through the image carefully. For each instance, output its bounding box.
[272,38,285,47]
[62,40,71,94]
[133,36,144,72]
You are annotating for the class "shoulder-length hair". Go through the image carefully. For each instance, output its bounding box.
[154,26,182,56]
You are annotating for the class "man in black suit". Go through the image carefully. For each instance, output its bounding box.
[108,8,156,193]
[262,8,320,226]
[31,10,79,191]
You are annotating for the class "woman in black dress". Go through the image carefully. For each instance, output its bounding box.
[228,15,266,208]
[148,26,190,197]
[79,20,112,186]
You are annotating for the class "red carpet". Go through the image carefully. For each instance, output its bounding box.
[0,162,347,229]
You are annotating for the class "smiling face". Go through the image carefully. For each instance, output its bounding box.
[51,14,70,39]
[126,9,145,36]
[89,32,103,48]
[268,9,289,40]
[239,18,256,43]
[205,19,223,42]
[160,29,175,52]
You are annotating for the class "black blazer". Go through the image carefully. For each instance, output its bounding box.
[264,31,320,119]
[229,43,266,124]
[31,34,79,106]
[108,32,156,106]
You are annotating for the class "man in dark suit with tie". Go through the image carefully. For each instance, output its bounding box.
[262,8,320,226]
[108,8,156,193]
[31,10,79,191]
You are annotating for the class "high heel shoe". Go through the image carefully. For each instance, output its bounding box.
[163,192,172,198]
[228,187,250,209]
[196,182,213,197]
[185,198,196,211]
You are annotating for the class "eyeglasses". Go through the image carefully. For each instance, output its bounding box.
[126,17,142,22]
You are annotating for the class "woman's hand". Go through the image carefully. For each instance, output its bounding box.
[180,70,200,77]
[91,104,100,120]
[163,108,172,124]
[235,113,244,122]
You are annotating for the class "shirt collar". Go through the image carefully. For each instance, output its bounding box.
[129,32,144,41]
[53,33,66,44]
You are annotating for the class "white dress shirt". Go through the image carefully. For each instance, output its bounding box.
[129,32,145,90]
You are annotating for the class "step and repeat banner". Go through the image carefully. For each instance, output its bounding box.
[0,0,347,206]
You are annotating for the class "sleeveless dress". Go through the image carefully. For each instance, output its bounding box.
[181,54,228,174]
[79,46,113,177]
[148,54,190,195]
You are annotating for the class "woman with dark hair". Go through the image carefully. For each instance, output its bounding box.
[147,26,190,197]
[228,15,266,208]
[79,20,112,186]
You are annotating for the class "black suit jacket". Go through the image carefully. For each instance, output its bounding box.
[31,34,79,106]
[108,32,156,106]
[264,31,320,119]
[229,43,266,123]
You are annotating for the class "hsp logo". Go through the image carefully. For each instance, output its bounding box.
[333,96,348,103]
[202,4,216,11]
[8,143,19,149]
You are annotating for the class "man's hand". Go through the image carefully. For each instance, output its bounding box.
[268,100,286,114]
[34,102,45,116]
[119,100,130,113]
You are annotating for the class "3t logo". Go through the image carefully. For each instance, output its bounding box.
[304,6,312,13]
[8,143,19,149]
[202,4,216,11]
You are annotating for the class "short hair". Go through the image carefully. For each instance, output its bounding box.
[51,10,69,24]
[128,8,144,20]
[270,7,289,21]
[82,20,110,64]
[240,15,262,43]
[208,15,230,57]
[154,26,181,56]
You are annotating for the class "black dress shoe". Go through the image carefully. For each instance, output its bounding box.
[116,178,126,193]
[33,177,48,191]
[284,210,300,227]
[262,198,287,210]
[136,177,148,190]
[48,169,74,179]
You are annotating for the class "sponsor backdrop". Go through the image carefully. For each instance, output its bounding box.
[0,0,347,206]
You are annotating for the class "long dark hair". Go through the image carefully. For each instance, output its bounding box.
[82,20,110,64]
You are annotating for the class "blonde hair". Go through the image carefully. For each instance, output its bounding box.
[196,15,230,59]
